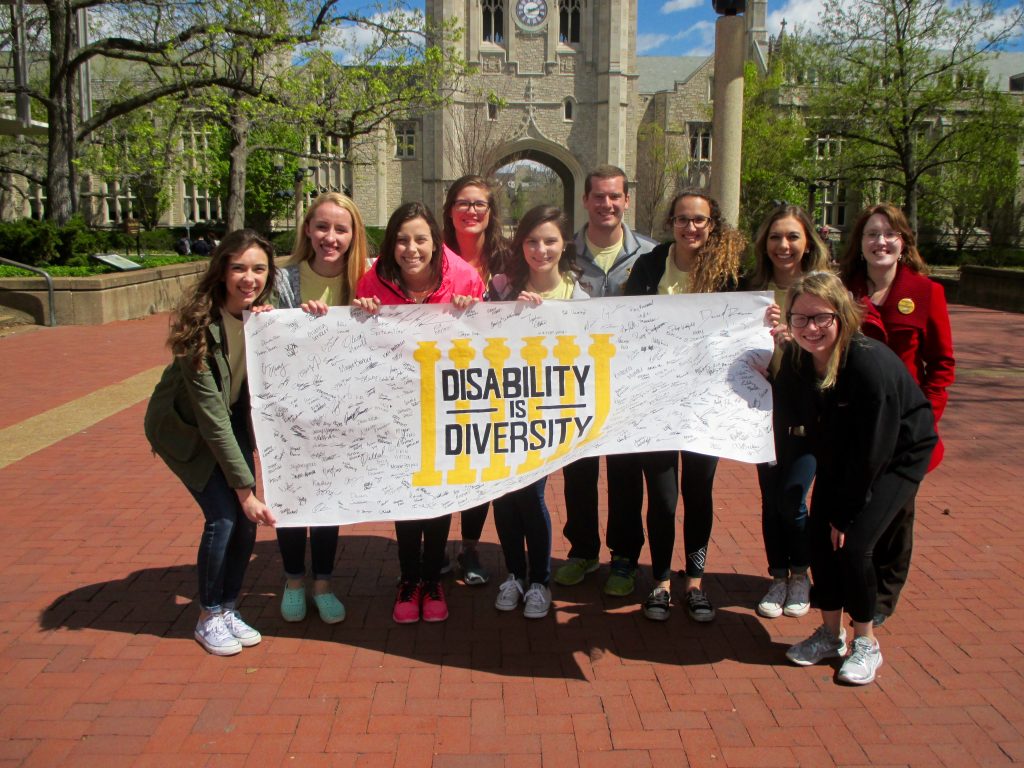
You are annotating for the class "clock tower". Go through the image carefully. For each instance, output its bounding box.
[420,0,642,229]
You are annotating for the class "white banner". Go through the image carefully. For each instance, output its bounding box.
[245,292,775,526]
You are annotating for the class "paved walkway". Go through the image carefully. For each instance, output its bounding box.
[0,305,1022,767]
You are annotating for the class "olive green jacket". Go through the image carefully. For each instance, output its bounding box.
[143,319,256,493]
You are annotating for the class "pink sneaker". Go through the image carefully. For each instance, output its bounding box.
[393,580,421,624]
[421,580,449,622]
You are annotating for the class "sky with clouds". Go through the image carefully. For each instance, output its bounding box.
[637,0,1023,56]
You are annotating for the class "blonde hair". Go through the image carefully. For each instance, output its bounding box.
[785,271,863,389]
[293,192,368,304]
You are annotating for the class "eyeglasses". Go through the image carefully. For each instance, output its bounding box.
[788,312,838,329]
[453,200,490,213]
[863,230,901,243]
[670,215,711,230]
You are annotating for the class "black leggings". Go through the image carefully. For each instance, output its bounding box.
[276,526,340,579]
[810,472,920,624]
[607,450,719,581]
[395,514,452,583]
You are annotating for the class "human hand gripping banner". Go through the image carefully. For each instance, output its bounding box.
[245,292,775,526]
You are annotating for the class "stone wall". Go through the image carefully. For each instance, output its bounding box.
[0,261,206,326]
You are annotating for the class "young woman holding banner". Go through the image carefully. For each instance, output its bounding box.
[487,205,588,619]
[273,192,370,626]
[144,230,277,656]
[622,189,745,623]
[743,205,830,620]
[354,202,484,624]
[441,175,511,587]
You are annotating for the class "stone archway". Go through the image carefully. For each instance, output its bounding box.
[487,139,583,232]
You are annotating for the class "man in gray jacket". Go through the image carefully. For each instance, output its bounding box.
[555,165,656,596]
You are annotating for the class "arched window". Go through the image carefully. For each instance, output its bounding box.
[559,0,581,44]
[483,0,504,44]
[563,98,574,121]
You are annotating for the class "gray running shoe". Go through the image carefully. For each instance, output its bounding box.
[838,636,883,685]
[786,624,847,666]
[523,583,552,619]
[495,574,526,611]
[783,574,811,617]
[757,578,787,618]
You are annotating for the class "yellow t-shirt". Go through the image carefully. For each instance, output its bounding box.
[586,235,623,275]
[531,274,576,301]
[300,260,345,305]
[767,280,787,312]
[220,311,247,406]
[657,246,691,295]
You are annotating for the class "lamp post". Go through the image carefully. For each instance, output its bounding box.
[294,159,316,226]
[709,0,746,227]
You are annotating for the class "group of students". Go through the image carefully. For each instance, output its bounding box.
[144,165,954,687]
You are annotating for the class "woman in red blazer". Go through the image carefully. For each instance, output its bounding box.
[840,203,955,626]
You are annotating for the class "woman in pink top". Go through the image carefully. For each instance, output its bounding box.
[354,202,483,624]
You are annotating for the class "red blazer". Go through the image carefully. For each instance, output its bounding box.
[356,245,485,306]
[849,264,955,470]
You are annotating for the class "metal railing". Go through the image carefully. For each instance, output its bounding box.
[0,257,56,327]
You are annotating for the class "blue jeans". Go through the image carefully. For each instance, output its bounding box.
[189,408,257,611]
[493,478,551,585]
[757,452,815,578]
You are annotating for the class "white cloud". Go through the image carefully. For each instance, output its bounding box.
[660,0,706,11]
[766,0,825,36]
[637,33,672,53]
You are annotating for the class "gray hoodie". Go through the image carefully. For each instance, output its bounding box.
[572,223,657,298]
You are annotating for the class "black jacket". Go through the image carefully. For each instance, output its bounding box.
[773,335,937,532]
[624,241,739,296]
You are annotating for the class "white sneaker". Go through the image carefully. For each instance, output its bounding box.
[221,609,262,647]
[523,583,552,619]
[195,612,243,656]
[495,574,525,611]
[786,624,847,666]
[838,636,883,685]
[783,574,811,617]
[757,578,787,618]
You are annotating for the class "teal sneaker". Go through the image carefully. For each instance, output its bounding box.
[603,557,637,597]
[553,557,599,586]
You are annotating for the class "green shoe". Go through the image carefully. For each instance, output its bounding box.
[313,592,346,624]
[553,557,599,586]
[280,585,307,622]
[603,557,638,597]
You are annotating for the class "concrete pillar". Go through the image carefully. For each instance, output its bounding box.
[710,15,745,228]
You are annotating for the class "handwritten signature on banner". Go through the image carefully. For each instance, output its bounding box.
[245,292,775,526]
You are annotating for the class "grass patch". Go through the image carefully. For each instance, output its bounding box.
[0,252,205,278]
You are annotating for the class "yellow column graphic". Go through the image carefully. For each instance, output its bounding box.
[579,334,616,446]
[482,338,512,481]
[548,335,582,462]
[447,339,478,485]
[412,342,443,487]
[517,336,547,475]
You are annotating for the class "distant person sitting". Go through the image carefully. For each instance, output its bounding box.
[174,236,191,256]
[191,236,212,256]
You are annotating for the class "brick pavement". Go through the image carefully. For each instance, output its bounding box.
[0,305,1021,767]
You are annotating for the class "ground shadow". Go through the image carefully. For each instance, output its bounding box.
[41,536,786,679]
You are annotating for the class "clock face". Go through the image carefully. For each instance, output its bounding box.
[515,0,549,28]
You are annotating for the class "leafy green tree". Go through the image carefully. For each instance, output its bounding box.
[635,122,687,238]
[740,55,814,236]
[795,0,1024,231]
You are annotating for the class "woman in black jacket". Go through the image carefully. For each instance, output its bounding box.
[618,189,746,623]
[778,272,936,685]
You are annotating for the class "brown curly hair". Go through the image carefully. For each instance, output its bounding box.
[665,189,744,293]
[168,229,276,371]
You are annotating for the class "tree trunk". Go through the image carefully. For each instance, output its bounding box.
[224,104,249,232]
[46,0,76,225]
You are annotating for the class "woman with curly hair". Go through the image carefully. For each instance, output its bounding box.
[839,203,955,627]
[441,176,511,587]
[621,189,746,623]
[743,205,830,621]
[273,192,369,626]
[144,229,278,656]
